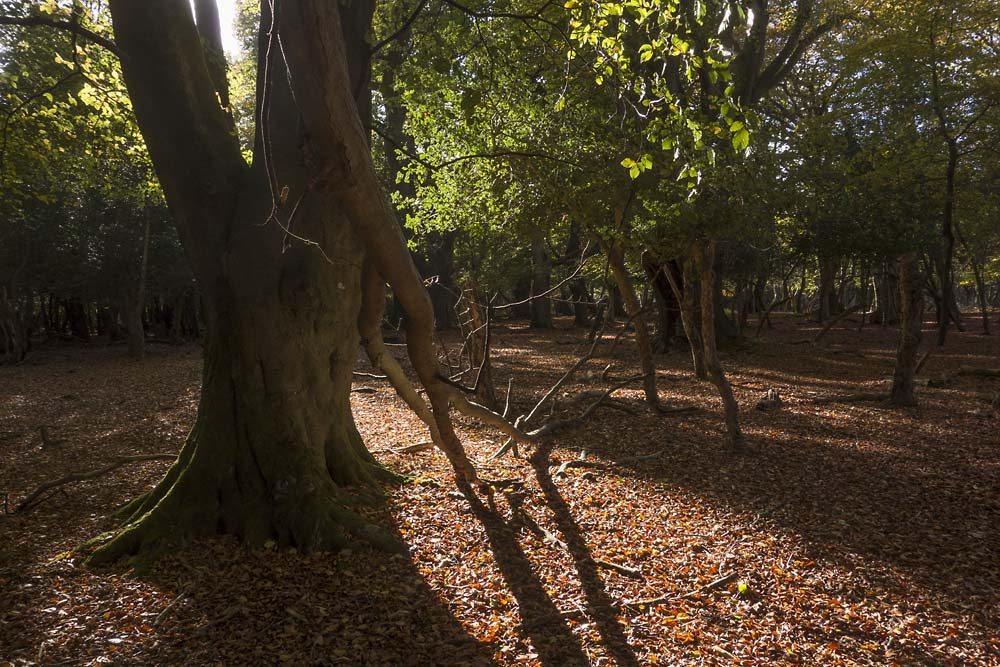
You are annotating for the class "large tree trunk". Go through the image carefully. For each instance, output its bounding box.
[698,241,743,449]
[890,252,923,406]
[93,226,401,563]
[91,0,404,563]
[529,235,553,328]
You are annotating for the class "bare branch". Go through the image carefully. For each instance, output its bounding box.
[0,14,121,57]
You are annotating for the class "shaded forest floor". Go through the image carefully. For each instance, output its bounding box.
[1,314,999,666]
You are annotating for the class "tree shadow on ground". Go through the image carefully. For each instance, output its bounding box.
[133,520,497,666]
[597,408,1000,619]
[527,442,640,667]
[457,480,595,666]
[2,507,497,666]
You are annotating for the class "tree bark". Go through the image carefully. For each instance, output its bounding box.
[890,252,923,406]
[126,210,152,358]
[529,235,553,328]
[565,222,591,326]
[603,225,658,408]
[936,140,960,345]
[698,241,743,449]
[817,256,836,322]
[664,252,706,379]
[91,0,413,563]
[642,251,681,352]
[970,258,991,336]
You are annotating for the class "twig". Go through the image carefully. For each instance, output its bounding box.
[154,590,188,627]
[622,571,739,610]
[15,454,176,513]
[527,375,644,438]
[353,371,387,379]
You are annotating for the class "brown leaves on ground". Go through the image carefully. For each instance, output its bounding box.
[1,315,999,666]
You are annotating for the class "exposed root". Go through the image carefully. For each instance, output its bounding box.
[88,486,404,569]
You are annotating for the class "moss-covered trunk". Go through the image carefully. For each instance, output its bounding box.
[90,204,398,564]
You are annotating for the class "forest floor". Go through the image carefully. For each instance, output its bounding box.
[1,313,999,666]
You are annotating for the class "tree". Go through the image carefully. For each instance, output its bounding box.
[62,0,501,564]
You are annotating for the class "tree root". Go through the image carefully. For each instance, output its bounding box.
[87,485,405,569]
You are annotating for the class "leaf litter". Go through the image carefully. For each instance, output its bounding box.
[1,315,998,665]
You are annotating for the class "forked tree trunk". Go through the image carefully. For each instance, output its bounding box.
[890,252,924,407]
[91,0,408,563]
[698,241,743,449]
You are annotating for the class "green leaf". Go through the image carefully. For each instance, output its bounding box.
[733,127,750,151]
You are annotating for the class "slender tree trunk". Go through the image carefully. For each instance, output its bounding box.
[424,231,457,328]
[565,222,590,326]
[664,252,706,379]
[818,256,836,322]
[936,141,960,345]
[890,252,924,406]
[126,211,152,358]
[698,241,743,449]
[530,235,553,328]
[970,259,991,336]
[604,232,658,408]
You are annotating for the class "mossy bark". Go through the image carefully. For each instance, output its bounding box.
[89,204,401,565]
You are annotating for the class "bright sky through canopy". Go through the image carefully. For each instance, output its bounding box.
[190,0,241,57]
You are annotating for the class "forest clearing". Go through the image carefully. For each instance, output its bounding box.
[2,318,999,665]
[2,0,1000,665]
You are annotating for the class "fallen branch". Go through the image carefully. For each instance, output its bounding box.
[914,350,932,376]
[15,454,176,513]
[154,590,188,627]
[812,392,887,404]
[622,571,739,610]
[352,371,387,380]
[490,324,608,459]
[813,305,862,345]
[755,296,792,338]
[526,375,644,439]
[958,366,1000,378]
[550,448,668,479]
[791,305,863,346]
